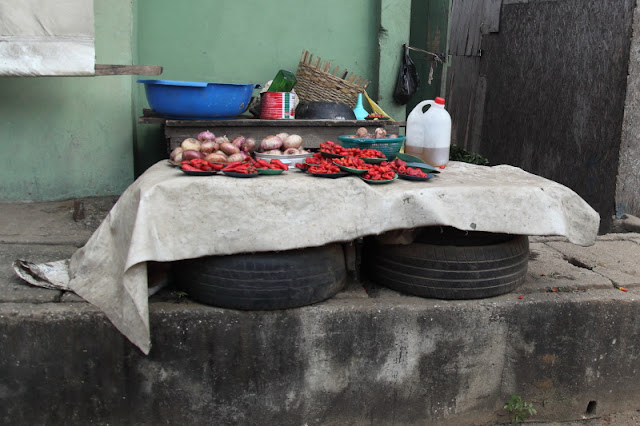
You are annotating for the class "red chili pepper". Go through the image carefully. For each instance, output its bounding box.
[181,164,200,172]
[271,159,289,171]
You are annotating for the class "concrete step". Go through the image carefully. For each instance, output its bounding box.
[1,199,640,424]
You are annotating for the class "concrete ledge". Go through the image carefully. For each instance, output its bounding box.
[1,286,639,425]
[2,198,640,424]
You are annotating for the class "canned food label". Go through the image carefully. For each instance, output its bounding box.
[261,92,296,119]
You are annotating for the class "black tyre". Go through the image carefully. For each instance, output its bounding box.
[367,227,529,300]
[173,244,347,310]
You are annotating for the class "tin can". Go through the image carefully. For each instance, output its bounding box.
[260,92,297,119]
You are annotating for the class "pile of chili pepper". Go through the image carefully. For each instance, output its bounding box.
[222,161,258,174]
[250,157,289,171]
[181,158,224,172]
[319,140,385,159]
[333,156,369,170]
[389,158,429,178]
[361,163,396,181]
[298,153,342,174]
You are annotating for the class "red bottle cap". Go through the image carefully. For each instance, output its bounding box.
[435,97,445,105]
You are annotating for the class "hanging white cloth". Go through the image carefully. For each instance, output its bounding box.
[0,0,94,76]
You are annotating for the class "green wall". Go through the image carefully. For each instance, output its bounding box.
[133,0,384,174]
[0,0,135,202]
[0,1,419,200]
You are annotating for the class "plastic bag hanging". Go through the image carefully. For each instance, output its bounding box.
[393,44,419,105]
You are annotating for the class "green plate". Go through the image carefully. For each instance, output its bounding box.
[257,168,284,175]
[394,153,440,173]
[398,172,434,182]
[223,171,259,178]
[180,169,218,176]
[307,170,349,178]
[360,174,398,184]
[334,162,369,175]
[361,157,387,164]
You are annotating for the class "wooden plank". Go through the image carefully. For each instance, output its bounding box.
[482,0,503,34]
[94,64,163,76]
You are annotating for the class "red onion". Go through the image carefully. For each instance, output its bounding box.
[283,148,300,155]
[197,130,216,142]
[200,140,219,155]
[232,136,246,149]
[241,138,256,152]
[204,152,226,164]
[355,127,369,137]
[260,136,283,152]
[182,150,203,161]
[220,142,240,155]
[264,149,282,155]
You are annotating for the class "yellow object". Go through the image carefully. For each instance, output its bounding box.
[363,91,393,121]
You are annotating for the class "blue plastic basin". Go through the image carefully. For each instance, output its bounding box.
[138,79,259,119]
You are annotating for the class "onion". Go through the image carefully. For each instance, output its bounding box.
[169,147,183,162]
[374,128,387,139]
[200,140,219,155]
[283,134,303,149]
[275,132,289,141]
[215,135,229,145]
[226,153,245,163]
[355,127,369,138]
[388,133,398,139]
[231,136,246,149]
[260,135,283,152]
[264,149,282,155]
[220,142,240,155]
[283,148,300,155]
[241,137,256,152]
[182,150,203,161]
[197,130,216,142]
[181,138,201,151]
[204,153,227,164]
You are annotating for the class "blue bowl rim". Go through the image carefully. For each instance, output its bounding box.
[137,79,259,89]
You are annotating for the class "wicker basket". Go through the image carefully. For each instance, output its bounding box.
[295,50,370,108]
[338,135,406,159]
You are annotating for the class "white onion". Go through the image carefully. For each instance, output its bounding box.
[180,138,201,151]
[226,153,245,163]
[283,148,300,155]
[169,147,183,162]
[275,132,289,141]
[283,134,303,149]
[214,135,229,145]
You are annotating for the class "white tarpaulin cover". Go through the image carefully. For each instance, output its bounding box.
[0,0,94,76]
[14,161,600,354]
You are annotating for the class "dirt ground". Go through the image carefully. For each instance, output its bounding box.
[530,410,640,425]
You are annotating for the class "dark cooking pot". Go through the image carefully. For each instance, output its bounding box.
[295,101,356,120]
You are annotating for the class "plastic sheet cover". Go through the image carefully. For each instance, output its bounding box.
[14,161,600,354]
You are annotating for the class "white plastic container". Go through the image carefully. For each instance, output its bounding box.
[405,97,452,167]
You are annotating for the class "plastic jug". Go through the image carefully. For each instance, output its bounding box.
[405,97,452,167]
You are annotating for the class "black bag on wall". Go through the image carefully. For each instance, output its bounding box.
[393,44,419,105]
